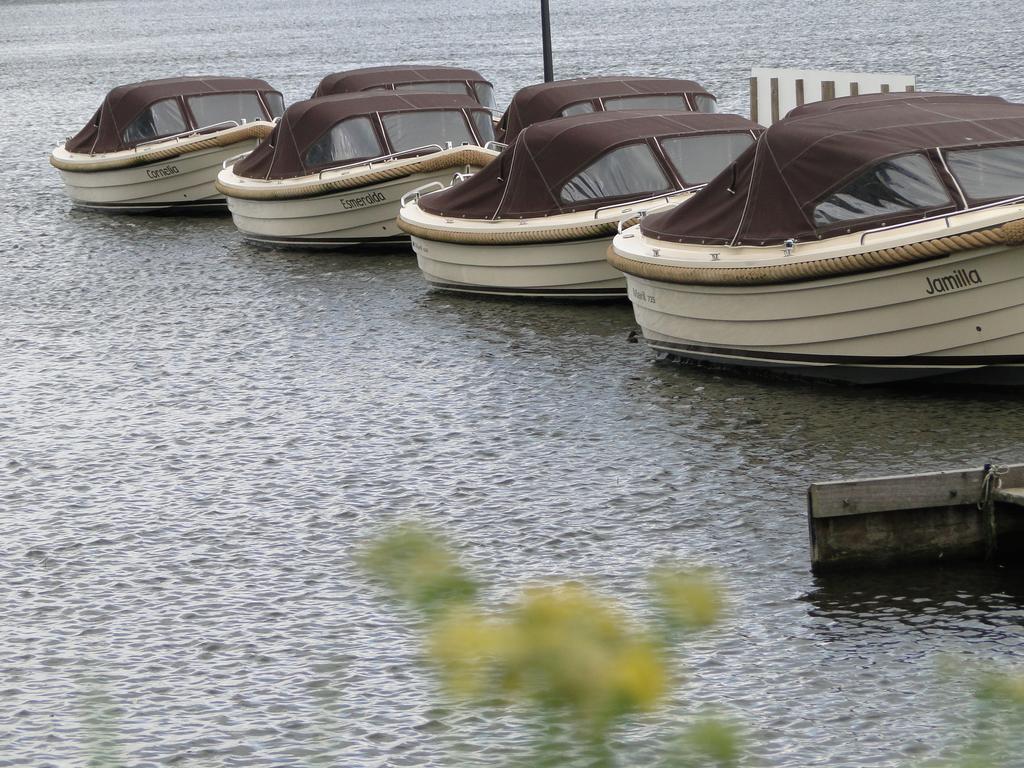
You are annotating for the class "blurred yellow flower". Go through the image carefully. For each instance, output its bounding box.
[652,567,724,631]
[427,606,512,697]
[358,524,477,614]
[361,525,727,750]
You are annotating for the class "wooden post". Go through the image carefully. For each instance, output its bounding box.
[749,76,759,123]
[906,84,916,92]
[820,80,836,101]
[770,77,780,124]
[880,83,890,93]
[808,464,1024,572]
[795,78,805,107]
[850,81,860,96]
[541,0,553,82]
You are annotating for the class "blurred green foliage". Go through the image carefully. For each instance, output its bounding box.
[360,522,738,766]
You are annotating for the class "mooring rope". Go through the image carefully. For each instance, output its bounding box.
[978,463,1009,510]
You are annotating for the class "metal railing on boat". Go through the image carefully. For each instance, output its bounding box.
[857,194,1024,245]
[316,144,447,180]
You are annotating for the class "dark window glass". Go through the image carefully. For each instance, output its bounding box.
[561,101,595,117]
[602,94,690,112]
[304,117,384,168]
[187,93,266,129]
[472,82,496,109]
[381,110,474,152]
[660,133,754,186]
[122,99,188,145]
[393,81,473,97]
[264,92,285,119]
[560,143,672,205]
[469,110,496,144]
[813,154,950,226]
[947,145,1024,202]
[693,94,718,113]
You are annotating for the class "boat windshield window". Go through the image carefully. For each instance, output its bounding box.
[393,82,474,98]
[469,110,496,144]
[561,101,595,117]
[264,92,285,119]
[946,145,1024,203]
[122,98,188,145]
[382,110,475,152]
[187,92,267,129]
[602,94,690,112]
[693,94,718,113]
[304,116,384,169]
[812,153,951,227]
[473,82,496,109]
[560,143,673,205]
[660,133,754,186]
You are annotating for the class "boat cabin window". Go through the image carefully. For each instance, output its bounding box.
[560,142,673,205]
[812,153,951,227]
[469,110,497,144]
[692,94,718,113]
[187,92,267,130]
[122,98,188,145]
[473,82,497,110]
[304,116,384,168]
[561,101,596,117]
[946,145,1024,203]
[263,92,285,119]
[602,94,690,112]
[393,81,474,98]
[381,110,476,152]
[660,132,754,186]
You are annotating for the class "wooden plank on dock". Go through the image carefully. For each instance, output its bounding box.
[812,467,989,518]
[808,464,1024,572]
[770,77,780,124]
[749,76,758,123]
[993,487,1024,507]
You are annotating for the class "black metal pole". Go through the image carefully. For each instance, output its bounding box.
[541,0,553,82]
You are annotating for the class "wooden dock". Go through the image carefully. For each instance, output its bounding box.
[808,463,1024,572]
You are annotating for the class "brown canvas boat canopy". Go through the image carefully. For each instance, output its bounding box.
[497,76,717,144]
[640,92,1024,247]
[312,65,495,108]
[65,76,284,155]
[232,92,496,180]
[418,110,761,220]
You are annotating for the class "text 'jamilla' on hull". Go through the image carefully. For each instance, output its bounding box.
[609,93,1024,385]
[215,92,500,249]
[399,110,761,298]
[51,76,284,213]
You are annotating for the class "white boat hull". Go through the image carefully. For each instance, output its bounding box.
[225,171,468,248]
[625,246,1024,384]
[56,142,260,213]
[412,235,625,298]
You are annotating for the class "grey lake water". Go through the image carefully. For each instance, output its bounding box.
[3,0,1024,765]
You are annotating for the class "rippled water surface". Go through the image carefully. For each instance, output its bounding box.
[3,1,1024,765]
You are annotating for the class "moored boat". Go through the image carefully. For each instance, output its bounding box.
[497,76,718,143]
[51,76,284,213]
[399,110,761,298]
[312,65,497,112]
[216,92,500,248]
[609,93,1024,384]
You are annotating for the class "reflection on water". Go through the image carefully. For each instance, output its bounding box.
[4,0,1024,765]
